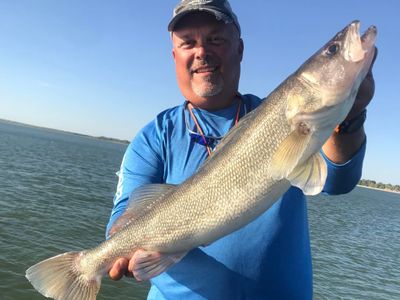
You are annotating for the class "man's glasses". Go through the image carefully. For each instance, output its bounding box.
[187,128,224,147]
[183,105,224,147]
[183,98,244,153]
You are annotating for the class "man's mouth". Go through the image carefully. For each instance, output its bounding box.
[193,66,219,74]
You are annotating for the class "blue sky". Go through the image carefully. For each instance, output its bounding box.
[0,0,399,185]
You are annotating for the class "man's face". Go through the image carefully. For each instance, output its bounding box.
[172,12,243,108]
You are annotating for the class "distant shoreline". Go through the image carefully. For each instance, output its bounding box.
[357,184,400,195]
[1,118,399,190]
[0,118,130,145]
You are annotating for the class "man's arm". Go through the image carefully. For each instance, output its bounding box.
[106,144,164,237]
[107,121,164,280]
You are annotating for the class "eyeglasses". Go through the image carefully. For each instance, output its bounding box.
[183,104,224,147]
[187,128,224,147]
[183,99,245,149]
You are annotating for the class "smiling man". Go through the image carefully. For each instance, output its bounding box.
[171,11,243,109]
[106,1,376,299]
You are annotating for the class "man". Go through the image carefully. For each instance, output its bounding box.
[106,0,377,299]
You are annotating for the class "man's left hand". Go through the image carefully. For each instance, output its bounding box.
[346,47,378,120]
[322,47,378,164]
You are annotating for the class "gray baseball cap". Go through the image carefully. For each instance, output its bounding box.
[168,0,241,35]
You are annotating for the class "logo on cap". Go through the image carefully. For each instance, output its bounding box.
[189,0,214,4]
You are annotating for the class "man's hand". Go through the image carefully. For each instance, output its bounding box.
[109,249,188,282]
[322,47,378,163]
[108,251,153,282]
[345,47,378,120]
[109,257,133,281]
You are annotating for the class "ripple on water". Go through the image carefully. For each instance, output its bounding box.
[1,121,399,299]
[310,188,400,300]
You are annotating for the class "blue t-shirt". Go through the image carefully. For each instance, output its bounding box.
[107,94,365,300]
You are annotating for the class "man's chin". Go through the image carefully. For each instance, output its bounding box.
[192,82,223,98]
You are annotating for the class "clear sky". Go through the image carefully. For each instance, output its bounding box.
[0,0,399,185]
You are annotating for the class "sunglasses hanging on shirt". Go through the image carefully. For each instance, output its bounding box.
[183,98,243,157]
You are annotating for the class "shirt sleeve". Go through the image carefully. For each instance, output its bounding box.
[322,139,366,195]
[106,120,164,238]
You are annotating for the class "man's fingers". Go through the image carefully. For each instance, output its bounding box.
[109,258,129,281]
[108,250,171,282]
[371,46,378,70]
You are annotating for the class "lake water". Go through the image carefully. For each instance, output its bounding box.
[1,120,399,300]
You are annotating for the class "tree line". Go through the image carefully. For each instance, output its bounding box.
[359,179,400,192]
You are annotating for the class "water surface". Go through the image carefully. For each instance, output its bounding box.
[0,120,399,299]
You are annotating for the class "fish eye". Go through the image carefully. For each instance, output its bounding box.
[326,43,340,56]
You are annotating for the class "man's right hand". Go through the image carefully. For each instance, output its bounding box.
[108,249,188,282]
[108,250,162,282]
[109,257,133,280]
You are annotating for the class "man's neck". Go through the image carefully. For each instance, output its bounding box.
[188,94,240,111]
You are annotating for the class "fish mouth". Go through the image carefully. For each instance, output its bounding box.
[361,24,377,56]
[343,21,377,63]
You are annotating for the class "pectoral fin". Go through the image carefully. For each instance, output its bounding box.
[270,123,327,195]
[287,152,327,195]
[270,128,312,180]
[129,249,188,281]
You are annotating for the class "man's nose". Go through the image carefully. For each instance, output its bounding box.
[195,42,209,60]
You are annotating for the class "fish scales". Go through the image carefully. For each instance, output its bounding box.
[72,78,319,277]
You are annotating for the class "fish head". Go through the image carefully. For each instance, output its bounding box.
[272,21,377,193]
[287,21,377,128]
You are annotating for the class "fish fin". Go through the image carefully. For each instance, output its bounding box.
[270,130,312,180]
[109,184,177,236]
[26,251,101,300]
[129,184,178,204]
[131,249,188,281]
[287,152,327,195]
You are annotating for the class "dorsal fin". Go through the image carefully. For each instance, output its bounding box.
[109,184,177,236]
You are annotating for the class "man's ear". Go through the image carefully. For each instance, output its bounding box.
[171,32,177,62]
[238,38,244,62]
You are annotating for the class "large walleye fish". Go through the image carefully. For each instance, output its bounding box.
[26,21,376,299]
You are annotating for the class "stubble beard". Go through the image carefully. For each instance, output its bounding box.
[191,75,224,98]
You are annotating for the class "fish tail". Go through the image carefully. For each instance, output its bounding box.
[26,251,101,300]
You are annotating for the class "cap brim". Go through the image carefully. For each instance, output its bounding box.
[168,9,232,32]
